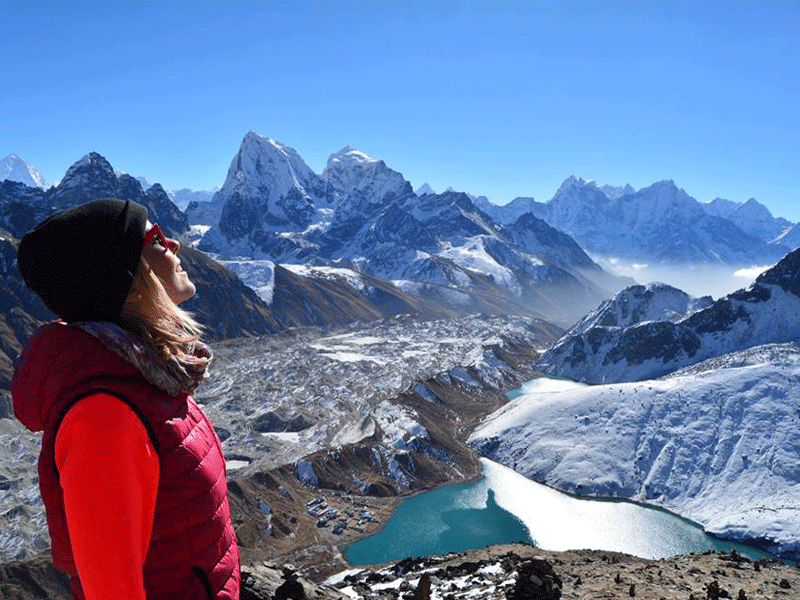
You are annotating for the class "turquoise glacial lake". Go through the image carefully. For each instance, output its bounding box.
[345,458,778,566]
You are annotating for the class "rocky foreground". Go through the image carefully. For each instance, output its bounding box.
[2,543,798,600]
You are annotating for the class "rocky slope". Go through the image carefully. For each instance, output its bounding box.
[0,235,52,389]
[3,543,798,600]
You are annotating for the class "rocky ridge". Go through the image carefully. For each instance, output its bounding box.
[568,282,712,336]
[536,247,800,384]
[703,197,792,244]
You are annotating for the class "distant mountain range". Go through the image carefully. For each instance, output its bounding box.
[484,176,791,265]
[4,142,800,568]
[0,152,454,388]
[5,146,795,269]
[189,131,626,324]
[4,136,797,336]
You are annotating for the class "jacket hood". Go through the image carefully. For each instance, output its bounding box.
[12,321,140,432]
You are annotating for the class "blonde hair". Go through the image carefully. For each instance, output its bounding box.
[119,256,205,368]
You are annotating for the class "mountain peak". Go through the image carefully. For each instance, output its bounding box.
[554,176,597,197]
[60,152,115,185]
[600,183,636,200]
[415,182,436,196]
[322,146,410,208]
[1,154,48,189]
[326,146,379,170]
[649,179,678,190]
[240,131,298,159]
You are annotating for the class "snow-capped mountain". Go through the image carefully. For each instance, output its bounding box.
[528,177,789,266]
[198,133,625,324]
[472,196,541,225]
[600,183,635,200]
[324,146,412,208]
[703,197,793,244]
[217,131,331,242]
[319,146,414,247]
[414,182,436,196]
[537,176,610,236]
[536,247,800,383]
[0,153,188,239]
[1,154,457,370]
[170,187,218,210]
[330,190,616,322]
[567,282,712,335]
[470,345,800,561]
[50,153,119,209]
[1,155,47,189]
[48,153,189,235]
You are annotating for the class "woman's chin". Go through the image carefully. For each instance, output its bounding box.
[171,281,197,305]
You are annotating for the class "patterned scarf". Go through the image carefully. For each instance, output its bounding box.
[71,321,212,396]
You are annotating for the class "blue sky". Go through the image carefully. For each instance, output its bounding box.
[3,1,798,218]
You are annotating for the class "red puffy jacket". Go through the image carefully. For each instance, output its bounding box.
[12,322,240,599]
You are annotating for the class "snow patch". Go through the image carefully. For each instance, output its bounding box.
[218,259,276,304]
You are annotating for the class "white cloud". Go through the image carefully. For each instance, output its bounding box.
[734,266,770,279]
[591,255,772,300]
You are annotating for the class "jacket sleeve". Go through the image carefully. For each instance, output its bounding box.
[55,393,159,600]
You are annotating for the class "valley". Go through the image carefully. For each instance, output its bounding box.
[3,135,800,598]
[0,313,561,573]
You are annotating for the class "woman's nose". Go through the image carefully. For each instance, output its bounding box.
[167,238,180,253]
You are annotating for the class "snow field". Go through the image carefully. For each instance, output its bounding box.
[470,350,800,560]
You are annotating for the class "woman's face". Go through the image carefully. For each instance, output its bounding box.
[141,222,196,303]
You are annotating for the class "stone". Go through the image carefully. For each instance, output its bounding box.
[273,567,306,600]
[506,559,561,600]
[413,573,432,600]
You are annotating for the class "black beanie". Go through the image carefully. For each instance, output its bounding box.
[16,198,148,323]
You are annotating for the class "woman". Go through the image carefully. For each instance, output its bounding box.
[12,199,240,600]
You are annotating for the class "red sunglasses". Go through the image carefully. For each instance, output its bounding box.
[143,224,179,252]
